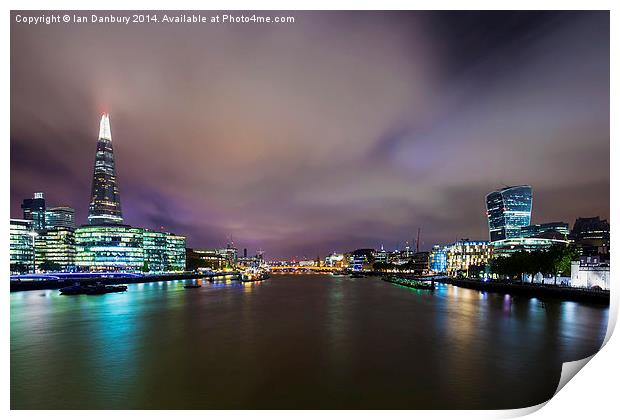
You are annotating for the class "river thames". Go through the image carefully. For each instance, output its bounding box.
[11,275,608,409]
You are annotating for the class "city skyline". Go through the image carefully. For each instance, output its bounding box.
[11,11,610,259]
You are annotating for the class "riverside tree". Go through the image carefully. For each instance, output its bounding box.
[490,245,578,285]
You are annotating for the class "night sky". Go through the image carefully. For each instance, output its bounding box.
[10,11,610,259]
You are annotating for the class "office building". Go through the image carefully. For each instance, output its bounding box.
[429,245,447,273]
[350,249,374,271]
[46,207,76,230]
[570,217,610,255]
[186,248,229,271]
[35,227,76,271]
[21,192,46,231]
[10,219,35,273]
[372,246,389,264]
[486,185,532,242]
[75,225,144,271]
[143,230,169,272]
[492,236,569,258]
[75,225,185,272]
[446,240,492,277]
[88,113,123,225]
[165,234,186,272]
[520,222,569,239]
[217,244,238,267]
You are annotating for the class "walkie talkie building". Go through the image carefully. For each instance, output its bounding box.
[486,185,533,242]
[87,113,123,225]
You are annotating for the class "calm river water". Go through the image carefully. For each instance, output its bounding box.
[11,275,608,409]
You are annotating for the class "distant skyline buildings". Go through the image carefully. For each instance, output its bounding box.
[10,12,609,259]
[87,113,123,225]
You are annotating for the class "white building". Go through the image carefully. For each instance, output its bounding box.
[570,255,610,290]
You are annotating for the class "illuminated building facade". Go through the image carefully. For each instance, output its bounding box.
[372,246,389,264]
[445,240,492,277]
[75,225,143,271]
[429,245,447,273]
[88,113,123,225]
[35,227,76,271]
[217,245,238,267]
[165,234,186,272]
[238,251,266,270]
[486,185,532,242]
[570,254,610,290]
[350,249,374,271]
[76,225,185,272]
[325,253,345,268]
[10,219,35,273]
[570,216,610,255]
[520,222,569,239]
[46,207,76,230]
[186,248,229,271]
[491,236,569,258]
[143,230,168,272]
[21,192,46,231]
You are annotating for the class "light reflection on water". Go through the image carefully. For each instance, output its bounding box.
[10,275,608,409]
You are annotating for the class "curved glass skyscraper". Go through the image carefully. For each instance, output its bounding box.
[87,113,123,225]
[486,185,532,242]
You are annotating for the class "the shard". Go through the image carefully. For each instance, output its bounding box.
[87,113,123,225]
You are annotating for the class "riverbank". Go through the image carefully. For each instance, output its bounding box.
[9,272,242,292]
[436,277,609,305]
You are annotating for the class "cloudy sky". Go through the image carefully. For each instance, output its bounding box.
[11,11,609,259]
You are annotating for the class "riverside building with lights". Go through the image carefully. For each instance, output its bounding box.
[520,222,569,238]
[75,225,185,272]
[10,219,35,273]
[429,245,448,273]
[491,236,570,258]
[445,240,493,278]
[186,248,230,272]
[35,227,76,271]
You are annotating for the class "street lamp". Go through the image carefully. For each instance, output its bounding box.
[28,231,38,274]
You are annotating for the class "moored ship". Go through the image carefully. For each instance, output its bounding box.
[382,275,435,291]
[59,282,128,295]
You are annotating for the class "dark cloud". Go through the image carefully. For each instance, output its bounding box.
[11,11,609,259]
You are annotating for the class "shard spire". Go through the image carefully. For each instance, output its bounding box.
[98,113,112,140]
